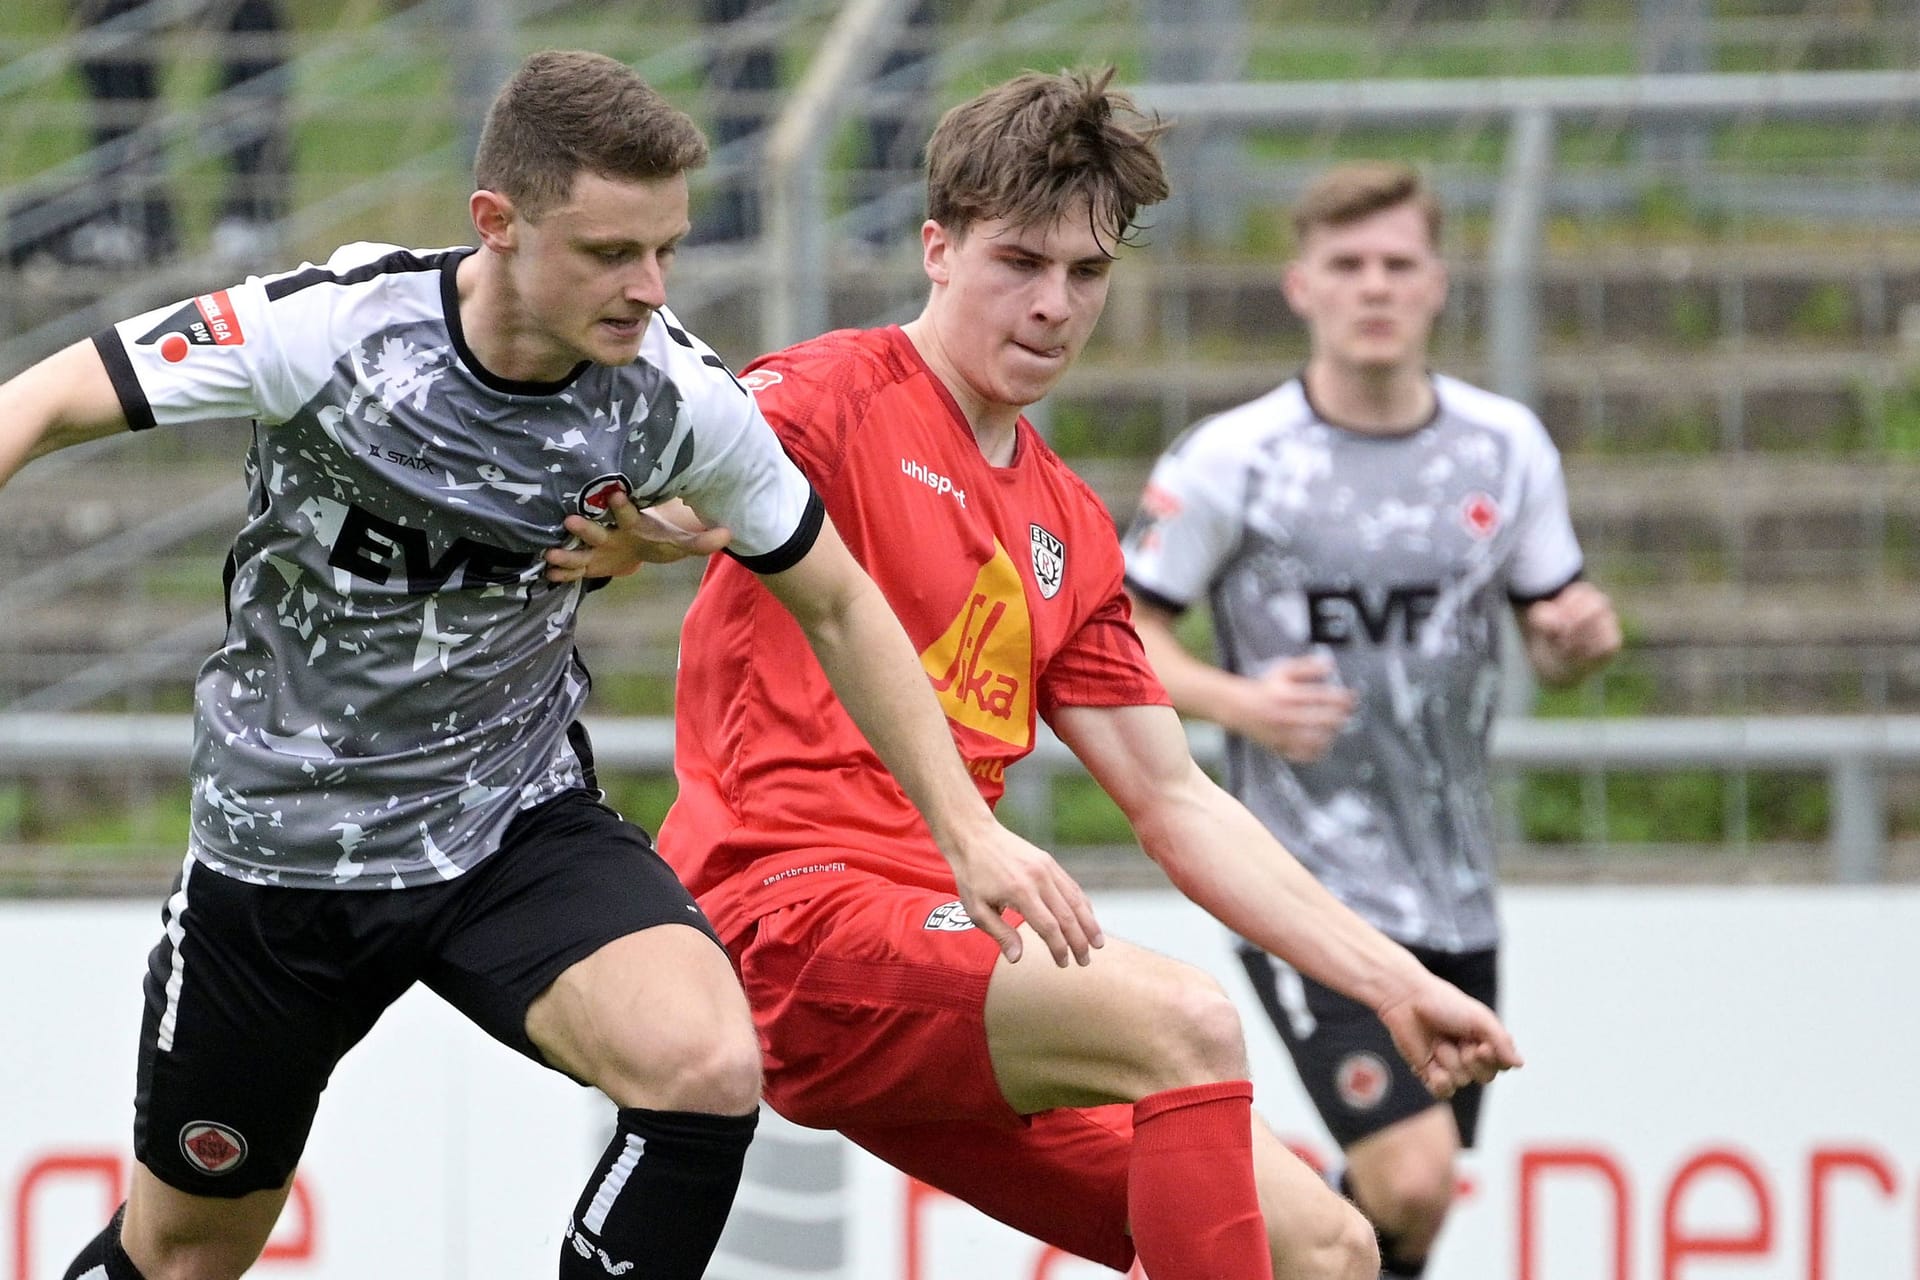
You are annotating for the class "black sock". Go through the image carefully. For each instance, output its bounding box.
[559,1106,758,1279]
[64,1203,146,1280]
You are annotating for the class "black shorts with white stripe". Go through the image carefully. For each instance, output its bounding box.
[132,788,718,1196]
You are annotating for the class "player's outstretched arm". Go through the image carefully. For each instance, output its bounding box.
[759,516,1103,968]
[1051,699,1522,1094]
[0,341,131,489]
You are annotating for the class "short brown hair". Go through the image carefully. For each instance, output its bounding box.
[1291,161,1442,249]
[925,67,1171,252]
[474,50,709,220]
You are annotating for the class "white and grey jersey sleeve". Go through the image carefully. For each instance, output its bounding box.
[1122,403,1268,612]
[1497,402,1585,602]
[94,241,452,430]
[636,308,821,571]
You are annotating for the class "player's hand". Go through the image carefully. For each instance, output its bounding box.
[1522,581,1622,678]
[543,493,733,583]
[1231,655,1356,763]
[1376,975,1523,1099]
[945,823,1104,967]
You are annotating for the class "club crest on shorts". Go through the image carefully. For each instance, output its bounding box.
[1029,524,1065,600]
[179,1121,249,1175]
[1334,1051,1392,1111]
[572,473,633,525]
[924,901,977,931]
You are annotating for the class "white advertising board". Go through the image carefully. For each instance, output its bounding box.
[3,887,1915,1279]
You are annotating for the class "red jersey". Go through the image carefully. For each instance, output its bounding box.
[660,326,1168,940]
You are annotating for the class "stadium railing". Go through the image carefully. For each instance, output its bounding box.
[0,711,1913,884]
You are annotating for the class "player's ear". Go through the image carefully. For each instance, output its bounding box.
[921,219,953,286]
[470,189,519,253]
[1281,258,1307,317]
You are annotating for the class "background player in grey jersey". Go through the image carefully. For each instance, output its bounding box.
[0,50,1099,1280]
[1122,161,1621,1277]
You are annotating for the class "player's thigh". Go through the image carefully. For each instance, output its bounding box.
[423,791,741,1073]
[1236,946,1446,1150]
[986,925,1247,1112]
[733,876,1018,1131]
[134,856,410,1198]
[845,1106,1138,1274]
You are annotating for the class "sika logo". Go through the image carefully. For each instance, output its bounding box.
[920,544,1033,747]
[179,1121,249,1175]
[1335,1052,1391,1111]
[572,473,633,524]
[1461,491,1501,539]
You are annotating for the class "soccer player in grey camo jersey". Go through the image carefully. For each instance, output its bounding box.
[1122,162,1621,1278]
[0,50,1099,1280]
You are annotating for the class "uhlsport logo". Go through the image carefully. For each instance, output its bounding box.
[179,1121,249,1175]
[1029,524,1065,599]
[1334,1051,1392,1111]
[573,473,634,524]
[924,901,977,932]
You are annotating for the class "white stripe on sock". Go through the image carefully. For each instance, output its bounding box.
[156,853,195,1053]
[582,1134,647,1235]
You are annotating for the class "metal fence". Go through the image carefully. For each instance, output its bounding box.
[2,712,1914,882]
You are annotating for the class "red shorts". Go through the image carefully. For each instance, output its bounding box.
[729,871,1138,1271]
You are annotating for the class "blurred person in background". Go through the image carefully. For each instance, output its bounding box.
[1122,160,1622,1278]
[697,0,933,245]
[555,72,1523,1280]
[8,0,289,269]
[0,48,1094,1280]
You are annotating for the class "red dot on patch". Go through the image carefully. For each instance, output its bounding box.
[160,333,190,363]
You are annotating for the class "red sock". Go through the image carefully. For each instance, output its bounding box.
[1128,1080,1274,1280]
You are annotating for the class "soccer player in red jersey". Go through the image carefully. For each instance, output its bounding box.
[553,69,1523,1279]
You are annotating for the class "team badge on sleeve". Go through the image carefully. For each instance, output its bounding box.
[1029,524,1065,600]
[137,291,247,363]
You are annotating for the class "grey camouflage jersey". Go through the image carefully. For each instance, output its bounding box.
[95,242,819,889]
[1122,375,1583,951]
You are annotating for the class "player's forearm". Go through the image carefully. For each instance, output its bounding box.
[1134,617,1253,732]
[1138,771,1428,1011]
[0,342,129,487]
[795,582,996,851]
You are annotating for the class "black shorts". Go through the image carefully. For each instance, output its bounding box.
[1237,943,1498,1151]
[133,788,720,1197]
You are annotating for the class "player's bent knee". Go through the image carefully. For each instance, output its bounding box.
[599,1017,762,1114]
[1368,1158,1456,1232]
[1144,971,1250,1086]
